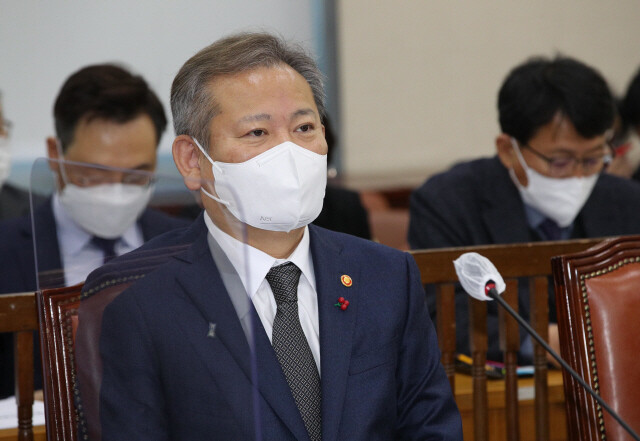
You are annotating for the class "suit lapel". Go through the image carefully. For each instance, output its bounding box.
[30,200,64,288]
[310,226,358,441]
[173,225,310,441]
[482,159,532,244]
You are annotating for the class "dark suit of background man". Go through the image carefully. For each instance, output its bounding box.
[409,56,640,364]
[85,32,462,440]
[0,64,187,398]
[0,90,32,220]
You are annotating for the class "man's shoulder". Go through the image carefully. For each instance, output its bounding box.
[309,224,409,264]
[139,207,191,236]
[83,216,203,294]
[414,156,503,195]
[593,173,640,199]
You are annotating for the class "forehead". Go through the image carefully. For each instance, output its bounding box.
[65,115,157,168]
[530,113,607,153]
[209,65,318,118]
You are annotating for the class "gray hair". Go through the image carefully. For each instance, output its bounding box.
[170,32,325,149]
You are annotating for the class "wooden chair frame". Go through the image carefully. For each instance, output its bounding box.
[0,292,38,441]
[37,285,83,441]
[411,237,603,441]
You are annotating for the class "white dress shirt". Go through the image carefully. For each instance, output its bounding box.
[204,212,321,373]
[52,195,144,286]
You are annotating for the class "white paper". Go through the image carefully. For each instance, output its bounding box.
[0,396,46,429]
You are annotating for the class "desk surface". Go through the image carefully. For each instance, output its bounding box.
[0,425,46,441]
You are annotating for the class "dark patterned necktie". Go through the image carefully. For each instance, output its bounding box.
[90,236,118,264]
[266,262,322,441]
[539,218,562,241]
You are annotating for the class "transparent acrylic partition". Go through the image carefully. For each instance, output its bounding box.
[30,157,277,439]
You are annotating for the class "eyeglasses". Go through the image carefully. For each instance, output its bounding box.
[520,143,612,178]
[62,163,155,187]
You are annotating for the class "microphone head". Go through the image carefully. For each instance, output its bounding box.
[453,252,506,301]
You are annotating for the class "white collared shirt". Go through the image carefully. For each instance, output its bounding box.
[204,212,321,373]
[51,195,144,286]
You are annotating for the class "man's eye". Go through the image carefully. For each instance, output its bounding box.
[550,158,573,168]
[297,124,313,132]
[249,129,265,137]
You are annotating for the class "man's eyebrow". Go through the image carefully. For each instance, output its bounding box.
[290,108,316,120]
[551,142,608,155]
[238,113,271,123]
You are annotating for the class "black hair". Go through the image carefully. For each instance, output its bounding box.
[498,56,614,144]
[54,64,167,151]
[621,66,640,130]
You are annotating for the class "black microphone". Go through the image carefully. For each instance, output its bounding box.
[454,252,640,441]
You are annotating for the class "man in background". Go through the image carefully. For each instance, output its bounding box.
[0,91,32,220]
[86,32,461,440]
[409,56,640,363]
[0,64,187,398]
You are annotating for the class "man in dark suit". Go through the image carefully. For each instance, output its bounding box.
[0,91,33,221]
[82,32,462,440]
[409,56,640,363]
[0,64,187,398]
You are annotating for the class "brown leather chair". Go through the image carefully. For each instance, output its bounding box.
[552,235,640,441]
[0,292,38,441]
[411,237,603,441]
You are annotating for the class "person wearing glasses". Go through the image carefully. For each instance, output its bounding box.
[0,92,34,220]
[0,64,187,399]
[408,56,640,364]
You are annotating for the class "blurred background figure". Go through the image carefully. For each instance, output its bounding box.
[0,63,188,399]
[409,56,640,364]
[311,116,371,239]
[0,90,32,220]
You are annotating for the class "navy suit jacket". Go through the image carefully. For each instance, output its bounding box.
[0,183,37,221]
[408,156,640,361]
[0,198,188,398]
[87,218,462,440]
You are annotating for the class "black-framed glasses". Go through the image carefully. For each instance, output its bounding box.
[520,142,612,178]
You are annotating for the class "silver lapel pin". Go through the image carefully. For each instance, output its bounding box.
[207,322,217,338]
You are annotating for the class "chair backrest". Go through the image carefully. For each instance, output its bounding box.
[36,279,140,441]
[37,284,83,441]
[552,235,640,441]
[410,237,603,441]
[0,292,38,441]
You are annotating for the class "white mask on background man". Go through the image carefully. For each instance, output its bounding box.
[194,139,327,233]
[59,183,152,239]
[56,139,153,238]
[0,136,11,189]
[509,137,598,227]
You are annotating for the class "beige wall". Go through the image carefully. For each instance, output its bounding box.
[337,1,640,182]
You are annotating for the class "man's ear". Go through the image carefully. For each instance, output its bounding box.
[496,133,527,186]
[173,135,203,191]
[46,136,61,173]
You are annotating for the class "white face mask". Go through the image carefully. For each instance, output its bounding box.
[0,136,11,190]
[509,137,598,227]
[194,139,327,233]
[58,183,152,239]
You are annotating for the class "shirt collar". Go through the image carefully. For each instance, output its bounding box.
[523,203,548,230]
[203,212,315,299]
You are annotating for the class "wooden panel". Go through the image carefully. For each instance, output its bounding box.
[456,371,566,441]
[412,238,604,284]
